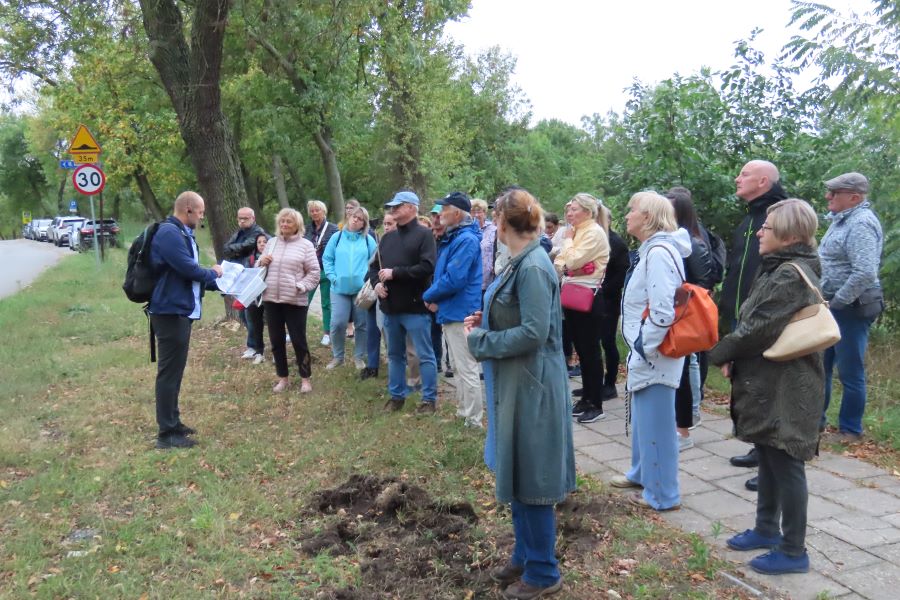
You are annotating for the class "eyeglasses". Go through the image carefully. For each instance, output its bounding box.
[759,225,773,231]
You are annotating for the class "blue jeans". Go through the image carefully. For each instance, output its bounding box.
[366,305,380,370]
[241,304,265,354]
[510,501,561,587]
[626,384,680,510]
[823,307,875,435]
[330,292,367,362]
[383,312,437,402]
[689,353,701,415]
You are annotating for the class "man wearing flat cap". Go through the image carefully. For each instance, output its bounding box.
[819,172,884,442]
[423,192,484,428]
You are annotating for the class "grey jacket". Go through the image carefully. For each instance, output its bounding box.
[819,201,883,310]
[467,240,576,505]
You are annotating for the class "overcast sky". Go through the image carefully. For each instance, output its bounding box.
[444,0,874,126]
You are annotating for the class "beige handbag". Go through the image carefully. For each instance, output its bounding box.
[763,262,841,362]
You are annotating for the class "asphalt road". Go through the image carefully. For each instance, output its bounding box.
[0,239,72,300]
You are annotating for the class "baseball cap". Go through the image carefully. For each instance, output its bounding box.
[384,191,420,207]
[824,172,869,194]
[436,191,471,212]
[430,204,441,214]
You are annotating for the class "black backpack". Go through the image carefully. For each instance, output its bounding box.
[704,227,727,285]
[123,223,162,303]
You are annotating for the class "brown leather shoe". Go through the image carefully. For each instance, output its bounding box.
[490,561,524,586]
[502,578,562,599]
[383,397,405,412]
[415,401,436,415]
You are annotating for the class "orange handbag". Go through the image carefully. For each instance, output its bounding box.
[642,246,719,358]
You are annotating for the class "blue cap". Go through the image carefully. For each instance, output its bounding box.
[385,191,420,207]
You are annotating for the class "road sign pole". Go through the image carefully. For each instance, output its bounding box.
[99,190,105,261]
[89,196,100,267]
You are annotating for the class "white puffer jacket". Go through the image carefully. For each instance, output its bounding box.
[622,228,692,392]
[262,234,320,306]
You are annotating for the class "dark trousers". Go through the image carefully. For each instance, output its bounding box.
[756,444,808,556]
[564,299,605,409]
[675,356,694,429]
[366,305,380,370]
[562,316,574,362]
[597,302,620,388]
[430,311,443,368]
[264,302,311,378]
[151,314,193,436]
[244,303,265,354]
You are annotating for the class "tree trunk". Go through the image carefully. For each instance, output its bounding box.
[312,125,344,216]
[272,153,290,208]
[284,159,308,204]
[138,0,247,262]
[133,168,165,221]
[56,174,67,214]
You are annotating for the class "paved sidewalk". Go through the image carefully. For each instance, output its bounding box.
[306,297,899,598]
[574,383,900,600]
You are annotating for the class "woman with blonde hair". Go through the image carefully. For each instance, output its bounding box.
[259,208,321,393]
[609,191,693,512]
[553,193,609,424]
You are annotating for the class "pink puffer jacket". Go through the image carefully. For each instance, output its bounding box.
[262,234,321,306]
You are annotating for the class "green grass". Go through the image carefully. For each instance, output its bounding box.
[0,247,757,599]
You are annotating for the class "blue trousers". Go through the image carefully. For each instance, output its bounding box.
[330,292,367,362]
[383,313,437,402]
[823,307,875,435]
[366,305,380,370]
[510,501,561,587]
[626,384,680,510]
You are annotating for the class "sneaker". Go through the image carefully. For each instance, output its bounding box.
[609,475,642,489]
[156,433,197,449]
[320,334,330,346]
[576,408,605,424]
[601,384,618,399]
[502,578,562,600]
[568,365,581,378]
[571,399,591,417]
[415,402,436,415]
[749,550,810,575]
[285,334,291,343]
[444,369,454,378]
[354,358,366,370]
[172,423,196,436]
[325,358,344,370]
[490,561,524,586]
[464,418,483,429]
[252,353,265,365]
[727,529,782,551]
[383,397,405,412]
[241,348,256,359]
[678,433,695,452]
[628,491,680,512]
[359,367,379,380]
[689,413,702,429]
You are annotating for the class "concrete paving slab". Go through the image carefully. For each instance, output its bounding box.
[807,466,862,493]
[605,457,633,476]
[714,472,759,502]
[829,561,900,600]
[807,494,854,521]
[877,512,900,529]
[806,531,883,574]
[811,514,900,548]
[681,454,751,481]
[741,566,853,600]
[828,487,900,517]
[659,505,718,536]
[867,540,900,563]
[686,428,727,446]
[700,438,756,458]
[701,417,737,435]
[572,428,607,446]
[682,489,757,520]
[858,474,900,493]
[677,445,715,461]
[579,441,632,462]
[575,455,617,478]
[814,454,888,480]
[678,471,717,495]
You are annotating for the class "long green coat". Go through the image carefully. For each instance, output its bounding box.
[467,240,577,505]
[708,244,826,461]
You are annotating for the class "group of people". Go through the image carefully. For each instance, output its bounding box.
[143,158,883,598]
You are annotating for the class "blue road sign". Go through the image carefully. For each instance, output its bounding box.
[59,160,77,169]
[69,200,78,213]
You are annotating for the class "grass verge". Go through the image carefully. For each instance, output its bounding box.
[1,248,757,599]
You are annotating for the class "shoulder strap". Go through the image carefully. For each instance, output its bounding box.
[782,262,825,303]
[645,244,685,282]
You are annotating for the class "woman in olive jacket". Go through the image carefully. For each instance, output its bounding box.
[466,188,575,600]
[708,198,826,576]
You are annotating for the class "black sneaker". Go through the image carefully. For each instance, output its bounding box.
[359,367,379,380]
[173,423,196,436]
[571,388,584,397]
[156,433,197,449]
[415,402,436,415]
[444,369,454,378]
[383,397,405,412]
[601,384,619,400]
[576,408,606,424]
[572,399,591,417]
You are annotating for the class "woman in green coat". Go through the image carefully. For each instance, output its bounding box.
[709,198,826,576]
[466,187,575,600]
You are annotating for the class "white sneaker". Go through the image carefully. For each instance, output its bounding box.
[690,413,702,430]
[325,358,343,370]
[241,348,256,359]
[678,433,695,452]
[285,334,291,343]
[354,358,366,370]
[252,353,265,365]
[321,334,331,346]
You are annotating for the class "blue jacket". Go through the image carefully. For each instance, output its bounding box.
[149,216,219,316]
[322,228,376,295]
[423,219,482,324]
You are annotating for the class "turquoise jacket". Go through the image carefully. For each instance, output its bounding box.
[322,229,376,295]
[467,239,576,505]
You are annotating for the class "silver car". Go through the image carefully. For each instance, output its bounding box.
[49,216,85,246]
[31,218,54,241]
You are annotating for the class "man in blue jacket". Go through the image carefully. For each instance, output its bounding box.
[424,192,484,428]
[149,191,223,449]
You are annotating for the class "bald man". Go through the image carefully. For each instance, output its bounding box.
[722,161,788,485]
[224,207,267,359]
[149,191,223,449]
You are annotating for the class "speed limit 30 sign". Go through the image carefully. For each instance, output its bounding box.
[72,164,106,195]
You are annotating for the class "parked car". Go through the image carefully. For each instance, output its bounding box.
[31,218,54,241]
[77,218,120,251]
[49,216,85,246]
[22,223,33,239]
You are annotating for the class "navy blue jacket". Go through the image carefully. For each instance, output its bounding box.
[423,219,483,324]
[149,216,219,316]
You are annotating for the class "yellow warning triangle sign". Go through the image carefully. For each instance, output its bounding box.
[67,125,101,154]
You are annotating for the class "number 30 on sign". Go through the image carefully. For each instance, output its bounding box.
[72,164,106,195]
